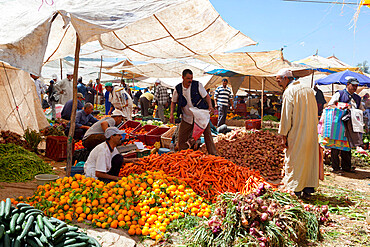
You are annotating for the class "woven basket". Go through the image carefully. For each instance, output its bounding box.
[160,127,177,148]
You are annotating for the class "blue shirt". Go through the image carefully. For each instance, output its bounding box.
[105,91,114,115]
[61,100,84,120]
[75,110,98,128]
[215,86,233,107]
[77,83,87,98]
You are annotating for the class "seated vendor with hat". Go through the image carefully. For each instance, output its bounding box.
[82,109,126,150]
[84,127,138,182]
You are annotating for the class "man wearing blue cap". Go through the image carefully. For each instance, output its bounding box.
[327,77,365,173]
[84,127,138,182]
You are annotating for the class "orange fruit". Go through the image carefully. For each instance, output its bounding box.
[110,220,118,229]
[75,207,83,214]
[128,228,136,235]
[135,228,142,235]
[71,181,79,189]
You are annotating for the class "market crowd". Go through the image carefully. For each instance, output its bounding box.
[34,68,370,195]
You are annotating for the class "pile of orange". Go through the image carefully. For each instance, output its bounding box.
[121,127,136,135]
[135,128,150,135]
[74,140,84,150]
[13,171,211,240]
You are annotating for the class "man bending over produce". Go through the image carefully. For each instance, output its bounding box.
[276,68,319,198]
[82,109,126,150]
[84,127,138,182]
[170,69,217,155]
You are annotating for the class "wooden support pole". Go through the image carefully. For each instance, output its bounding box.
[310,70,315,88]
[59,58,63,80]
[332,84,334,95]
[66,33,81,177]
[261,77,265,129]
[248,76,251,107]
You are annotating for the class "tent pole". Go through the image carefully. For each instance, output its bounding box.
[95,55,103,110]
[66,33,81,177]
[60,59,63,80]
[310,70,315,88]
[332,84,334,95]
[261,77,265,129]
[248,76,251,107]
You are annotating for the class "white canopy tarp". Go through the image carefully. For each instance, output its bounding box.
[0,0,256,76]
[120,61,206,78]
[0,62,49,135]
[140,75,213,89]
[200,50,312,93]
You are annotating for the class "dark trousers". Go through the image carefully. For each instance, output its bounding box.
[100,154,124,183]
[331,148,351,171]
[64,128,86,141]
[139,97,150,116]
[82,134,106,150]
[217,105,228,127]
[178,120,218,155]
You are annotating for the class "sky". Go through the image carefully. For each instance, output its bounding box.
[209,0,370,67]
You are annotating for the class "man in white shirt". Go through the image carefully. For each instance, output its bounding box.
[170,69,217,155]
[84,127,138,182]
[82,109,126,150]
[30,74,47,105]
[55,71,73,105]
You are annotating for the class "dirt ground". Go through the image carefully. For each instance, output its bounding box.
[0,152,369,247]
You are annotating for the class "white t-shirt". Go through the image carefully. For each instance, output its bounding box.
[84,142,120,179]
[172,82,208,124]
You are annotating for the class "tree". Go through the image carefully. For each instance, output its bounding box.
[356,60,369,73]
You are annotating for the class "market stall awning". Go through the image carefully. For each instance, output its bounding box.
[316,70,370,87]
[0,0,256,76]
[197,50,311,77]
[294,55,361,73]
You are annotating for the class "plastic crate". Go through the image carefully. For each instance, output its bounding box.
[245,119,261,130]
[46,136,74,161]
[123,152,137,159]
[119,120,141,134]
[130,125,158,143]
[145,127,170,146]
[136,149,151,158]
[161,127,177,148]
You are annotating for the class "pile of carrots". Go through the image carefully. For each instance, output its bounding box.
[119,150,269,202]
[242,174,278,195]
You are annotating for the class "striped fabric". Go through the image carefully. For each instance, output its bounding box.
[215,86,233,106]
[323,108,347,141]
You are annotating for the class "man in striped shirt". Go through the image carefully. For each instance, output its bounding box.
[215,79,233,126]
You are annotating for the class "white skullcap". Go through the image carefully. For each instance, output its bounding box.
[52,74,57,79]
[155,79,161,84]
[276,68,293,78]
[66,71,73,75]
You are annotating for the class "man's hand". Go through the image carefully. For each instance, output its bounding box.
[81,126,90,130]
[108,109,112,115]
[152,102,156,107]
[209,107,214,114]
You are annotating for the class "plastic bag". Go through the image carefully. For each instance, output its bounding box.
[189,107,210,141]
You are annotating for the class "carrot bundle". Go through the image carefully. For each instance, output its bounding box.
[119,150,268,202]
